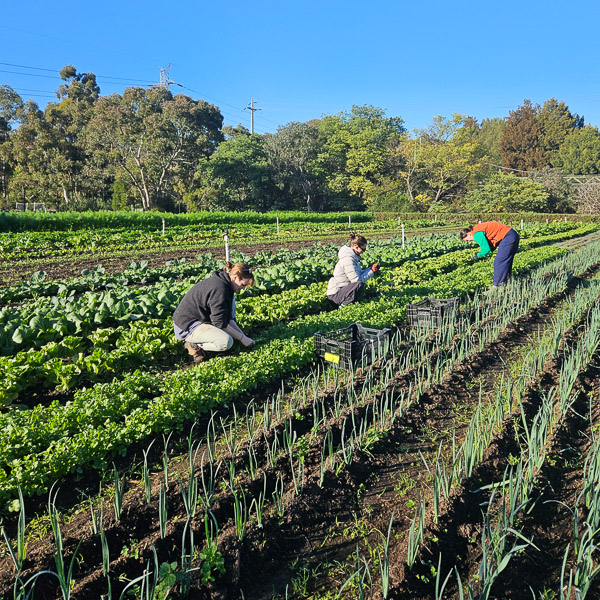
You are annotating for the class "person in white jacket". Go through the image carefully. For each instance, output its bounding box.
[326,233,380,307]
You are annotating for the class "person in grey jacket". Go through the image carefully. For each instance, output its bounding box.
[326,233,380,307]
[173,262,255,363]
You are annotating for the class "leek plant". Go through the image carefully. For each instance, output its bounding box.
[161,432,172,488]
[378,512,394,598]
[48,484,82,600]
[158,482,167,539]
[112,463,126,521]
[180,518,195,596]
[1,486,27,573]
[199,452,220,509]
[99,507,109,576]
[250,474,267,529]
[232,488,248,541]
[405,499,425,569]
[142,440,154,503]
[272,474,285,518]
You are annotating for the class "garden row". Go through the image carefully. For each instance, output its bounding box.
[3,241,600,598]
[0,240,576,509]
[0,216,579,262]
[1,225,589,405]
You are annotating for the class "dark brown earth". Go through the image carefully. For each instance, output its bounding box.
[2,262,600,599]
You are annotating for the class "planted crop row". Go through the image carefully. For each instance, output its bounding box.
[0,218,403,260]
[0,233,473,355]
[1,233,468,305]
[0,242,573,508]
[2,242,598,600]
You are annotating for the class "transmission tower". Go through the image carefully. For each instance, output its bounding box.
[158,64,174,89]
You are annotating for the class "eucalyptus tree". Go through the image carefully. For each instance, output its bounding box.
[41,65,101,206]
[0,85,23,200]
[391,114,487,210]
[84,86,223,210]
[263,120,322,210]
[7,100,51,204]
[414,114,487,207]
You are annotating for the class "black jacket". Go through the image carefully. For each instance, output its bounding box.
[173,271,234,332]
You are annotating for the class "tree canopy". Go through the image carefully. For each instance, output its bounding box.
[0,70,597,213]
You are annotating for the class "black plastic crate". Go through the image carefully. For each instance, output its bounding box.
[406,297,459,327]
[314,323,393,369]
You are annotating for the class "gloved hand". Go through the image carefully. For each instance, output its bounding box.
[472,253,482,261]
[371,263,380,273]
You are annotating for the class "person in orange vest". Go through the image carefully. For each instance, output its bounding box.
[460,221,520,288]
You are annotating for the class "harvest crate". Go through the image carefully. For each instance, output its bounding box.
[406,297,459,327]
[314,323,393,369]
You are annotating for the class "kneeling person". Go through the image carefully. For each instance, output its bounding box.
[326,233,379,307]
[173,262,255,363]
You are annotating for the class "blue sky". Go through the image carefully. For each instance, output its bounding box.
[2,0,599,135]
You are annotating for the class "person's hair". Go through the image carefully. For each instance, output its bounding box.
[349,232,367,249]
[459,226,474,240]
[224,262,255,286]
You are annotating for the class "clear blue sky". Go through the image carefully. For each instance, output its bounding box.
[2,0,599,135]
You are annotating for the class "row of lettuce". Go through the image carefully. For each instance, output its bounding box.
[0,242,574,510]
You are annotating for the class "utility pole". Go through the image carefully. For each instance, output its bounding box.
[245,97,261,134]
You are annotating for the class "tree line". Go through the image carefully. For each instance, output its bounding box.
[1,66,600,213]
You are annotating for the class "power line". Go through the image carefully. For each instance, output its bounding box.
[1,61,274,134]
[0,62,154,83]
[0,69,57,79]
[11,87,56,94]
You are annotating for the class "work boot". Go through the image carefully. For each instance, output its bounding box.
[184,341,206,364]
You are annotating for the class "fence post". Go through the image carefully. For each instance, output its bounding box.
[223,228,230,262]
[162,218,165,236]
[520,218,524,230]
[348,214,351,228]
[401,222,405,249]
[276,215,280,235]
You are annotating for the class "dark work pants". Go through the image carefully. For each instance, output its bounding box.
[328,281,364,307]
[493,229,520,286]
